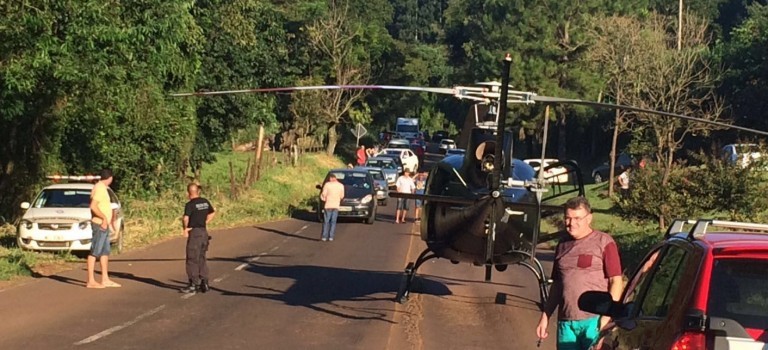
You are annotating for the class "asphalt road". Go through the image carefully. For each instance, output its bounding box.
[0,203,556,350]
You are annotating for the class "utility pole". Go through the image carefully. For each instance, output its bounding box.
[677,0,683,51]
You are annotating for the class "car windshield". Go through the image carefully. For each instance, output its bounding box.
[384,150,402,156]
[33,189,92,208]
[708,258,768,331]
[330,172,370,189]
[367,160,396,170]
[368,171,384,181]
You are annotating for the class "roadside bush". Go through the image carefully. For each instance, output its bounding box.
[618,151,768,226]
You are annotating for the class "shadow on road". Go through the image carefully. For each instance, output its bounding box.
[254,226,319,242]
[215,262,452,322]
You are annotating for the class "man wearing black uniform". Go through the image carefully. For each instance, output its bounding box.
[180,183,216,294]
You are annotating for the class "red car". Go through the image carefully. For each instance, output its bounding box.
[580,219,768,349]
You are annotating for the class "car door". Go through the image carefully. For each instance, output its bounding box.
[598,243,694,350]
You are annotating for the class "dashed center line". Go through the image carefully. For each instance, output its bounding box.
[233,225,306,271]
[74,305,166,345]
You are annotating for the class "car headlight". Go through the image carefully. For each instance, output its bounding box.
[20,220,32,230]
[78,221,91,230]
[361,195,373,204]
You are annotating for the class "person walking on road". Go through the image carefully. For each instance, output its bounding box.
[535,196,623,350]
[320,174,345,241]
[180,183,216,294]
[86,169,121,289]
[395,170,415,224]
[412,171,427,222]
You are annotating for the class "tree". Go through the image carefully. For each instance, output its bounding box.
[306,0,374,156]
[587,15,656,196]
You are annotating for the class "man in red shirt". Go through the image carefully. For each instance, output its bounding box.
[356,145,367,166]
[536,196,623,350]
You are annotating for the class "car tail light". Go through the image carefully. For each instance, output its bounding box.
[670,331,705,350]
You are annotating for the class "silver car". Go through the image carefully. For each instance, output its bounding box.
[355,166,389,206]
[365,156,401,187]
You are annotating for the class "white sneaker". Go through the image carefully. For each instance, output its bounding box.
[329,238,334,241]
[321,238,327,242]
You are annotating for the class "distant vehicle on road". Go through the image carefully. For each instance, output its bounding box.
[438,139,456,154]
[591,153,632,183]
[378,148,419,173]
[523,158,569,184]
[722,143,762,168]
[386,139,411,149]
[365,156,401,186]
[395,117,420,140]
[355,166,389,206]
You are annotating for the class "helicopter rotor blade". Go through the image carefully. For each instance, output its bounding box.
[533,95,768,137]
[170,85,457,98]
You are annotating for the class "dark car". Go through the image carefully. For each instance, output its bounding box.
[316,169,377,225]
[580,219,768,349]
[591,153,632,183]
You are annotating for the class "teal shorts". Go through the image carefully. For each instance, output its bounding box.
[557,316,600,350]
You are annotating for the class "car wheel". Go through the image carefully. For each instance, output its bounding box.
[113,224,124,254]
[593,173,603,183]
[365,203,377,225]
[317,206,324,223]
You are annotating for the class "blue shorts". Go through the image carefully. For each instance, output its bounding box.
[557,316,600,350]
[415,189,424,208]
[90,222,111,257]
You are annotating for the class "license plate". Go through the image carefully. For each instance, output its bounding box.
[338,206,352,212]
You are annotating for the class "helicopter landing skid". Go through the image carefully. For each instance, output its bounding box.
[395,248,438,303]
[516,254,551,308]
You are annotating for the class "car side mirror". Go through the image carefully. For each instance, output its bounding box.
[315,184,322,190]
[110,202,121,210]
[578,291,624,319]
[20,202,30,210]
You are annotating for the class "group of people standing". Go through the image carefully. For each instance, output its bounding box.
[86,169,215,295]
[394,170,427,224]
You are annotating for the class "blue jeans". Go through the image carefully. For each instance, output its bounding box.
[90,222,111,257]
[322,209,339,240]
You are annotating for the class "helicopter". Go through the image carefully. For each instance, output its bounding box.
[171,54,768,306]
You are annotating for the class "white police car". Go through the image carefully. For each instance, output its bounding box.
[17,176,125,253]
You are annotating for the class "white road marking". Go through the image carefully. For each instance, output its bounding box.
[74,305,166,345]
[235,263,248,271]
[181,292,196,300]
[234,224,305,272]
[213,275,227,283]
[298,225,308,232]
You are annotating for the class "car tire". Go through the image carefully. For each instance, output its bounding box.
[365,203,377,225]
[593,173,603,183]
[113,224,124,254]
[317,206,324,223]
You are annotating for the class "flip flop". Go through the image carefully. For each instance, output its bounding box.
[102,281,122,288]
[86,283,105,289]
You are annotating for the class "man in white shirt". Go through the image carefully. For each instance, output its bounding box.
[395,170,415,223]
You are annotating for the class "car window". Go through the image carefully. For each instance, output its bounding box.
[622,249,661,315]
[33,189,92,208]
[108,188,119,204]
[638,246,688,318]
[369,171,385,181]
[708,258,768,330]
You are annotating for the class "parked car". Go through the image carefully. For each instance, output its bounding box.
[378,148,419,173]
[386,139,411,150]
[365,156,401,187]
[580,219,768,350]
[523,158,569,184]
[439,139,456,154]
[17,176,125,253]
[591,153,632,183]
[316,169,377,224]
[354,166,389,206]
[721,143,762,168]
[445,148,466,157]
